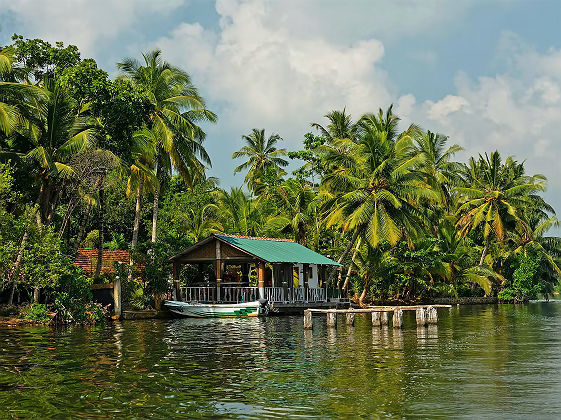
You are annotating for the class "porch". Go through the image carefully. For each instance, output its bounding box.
[181,285,328,304]
[168,234,341,304]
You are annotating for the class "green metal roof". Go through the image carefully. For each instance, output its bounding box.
[215,234,340,266]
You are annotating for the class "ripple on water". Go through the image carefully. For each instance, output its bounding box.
[0,303,561,418]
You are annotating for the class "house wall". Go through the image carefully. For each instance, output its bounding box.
[293,263,319,288]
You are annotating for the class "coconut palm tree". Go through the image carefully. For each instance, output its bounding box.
[413,130,462,212]
[232,129,288,192]
[126,126,158,279]
[271,178,317,246]
[455,151,546,266]
[118,49,216,244]
[311,109,357,144]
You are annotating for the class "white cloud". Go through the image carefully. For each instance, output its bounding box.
[0,0,187,56]
[155,0,393,145]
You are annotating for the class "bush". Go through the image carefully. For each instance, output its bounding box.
[22,303,52,323]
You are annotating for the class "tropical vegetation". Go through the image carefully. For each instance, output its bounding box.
[1,34,560,323]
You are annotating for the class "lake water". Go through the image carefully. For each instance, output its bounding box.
[1,302,560,418]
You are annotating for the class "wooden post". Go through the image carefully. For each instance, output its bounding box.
[346,313,355,326]
[173,262,181,301]
[327,311,337,327]
[372,311,381,327]
[113,277,121,318]
[380,311,389,326]
[258,261,265,300]
[215,240,221,301]
[416,307,427,326]
[304,309,313,329]
[393,309,403,329]
[427,306,438,324]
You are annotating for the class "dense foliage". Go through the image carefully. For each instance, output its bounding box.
[1,34,559,319]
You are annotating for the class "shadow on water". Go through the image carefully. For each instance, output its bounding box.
[1,302,561,418]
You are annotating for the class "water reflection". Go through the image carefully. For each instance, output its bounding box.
[0,303,560,418]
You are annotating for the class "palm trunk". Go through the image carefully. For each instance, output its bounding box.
[58,199,77,239]
[94,186,105,279]
[359,275,370,306]
[336,230,360,292]
[10,185,43,305]
[129,178,144,281]
[342,237,362,292]
[74,176,102,255]
[151,190,159,244]
[479,235,490,266]
[8,230,28,305]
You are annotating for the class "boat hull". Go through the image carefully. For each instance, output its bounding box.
[164,300,268,318]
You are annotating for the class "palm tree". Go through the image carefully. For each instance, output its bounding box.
[311,109,357,144]
[322,122,433,250]
[118,49,216,244]
[178,203,223,243]
[455,151,545,266]
[214,187,263,237]
[232,128,288,192]
[126,126,158,279]
[413,130,462,212]
[321,114,436,296]
[272,178,317,246]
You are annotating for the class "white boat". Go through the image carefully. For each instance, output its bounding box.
[164,300,269,318]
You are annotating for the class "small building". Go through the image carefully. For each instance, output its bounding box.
[167,234,340,304]
[74,248,131,276]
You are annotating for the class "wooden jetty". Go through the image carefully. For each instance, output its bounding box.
[303,305,451,329]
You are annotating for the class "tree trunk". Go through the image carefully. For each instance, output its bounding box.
[7,229,29,305]
[73,176,102,255]
[45,188,60,226]
[342,237,362,292]
[336,230,360,292]
[58,199,77,239]
[151,190,159,244]
[359,275,370,306]
[94,186,105,279]
[129,178,144,281]
[479,235,490,266]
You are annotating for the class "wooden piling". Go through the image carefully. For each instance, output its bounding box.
[393,309,403,329]
[372,311,381,327]
[416,307,427,326]
[346,313,355,326]
[381,311,389,326]
[113,277,121,318]
[427,306,438,324]
[327,311,337,327]
[304,309,313,329]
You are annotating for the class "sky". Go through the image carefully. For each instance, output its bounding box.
[1,0,561,215]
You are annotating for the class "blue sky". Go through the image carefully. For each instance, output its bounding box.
[2,0,561,214]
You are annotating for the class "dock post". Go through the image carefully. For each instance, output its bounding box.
[346,313,355,326]
[393,309,403,329]
[427,306,438,324]
[372,311,381,327]
[380,311,389,326]
[304,310,313,329]
[113,277,121,318]
[416,307,427,326]
[327,311,337,328]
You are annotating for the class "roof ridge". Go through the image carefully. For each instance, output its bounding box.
[216,233,295,242]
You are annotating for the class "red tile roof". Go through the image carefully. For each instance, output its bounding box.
[74,249,130,275]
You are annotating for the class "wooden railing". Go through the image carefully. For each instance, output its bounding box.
[221,286,258,303]
[180,286,327,303]
[181,287,215,303]
[265,287,284,303]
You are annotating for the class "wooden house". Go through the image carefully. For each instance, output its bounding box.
[167,234,340,304]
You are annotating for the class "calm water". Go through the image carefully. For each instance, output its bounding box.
[1,303,561,419]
